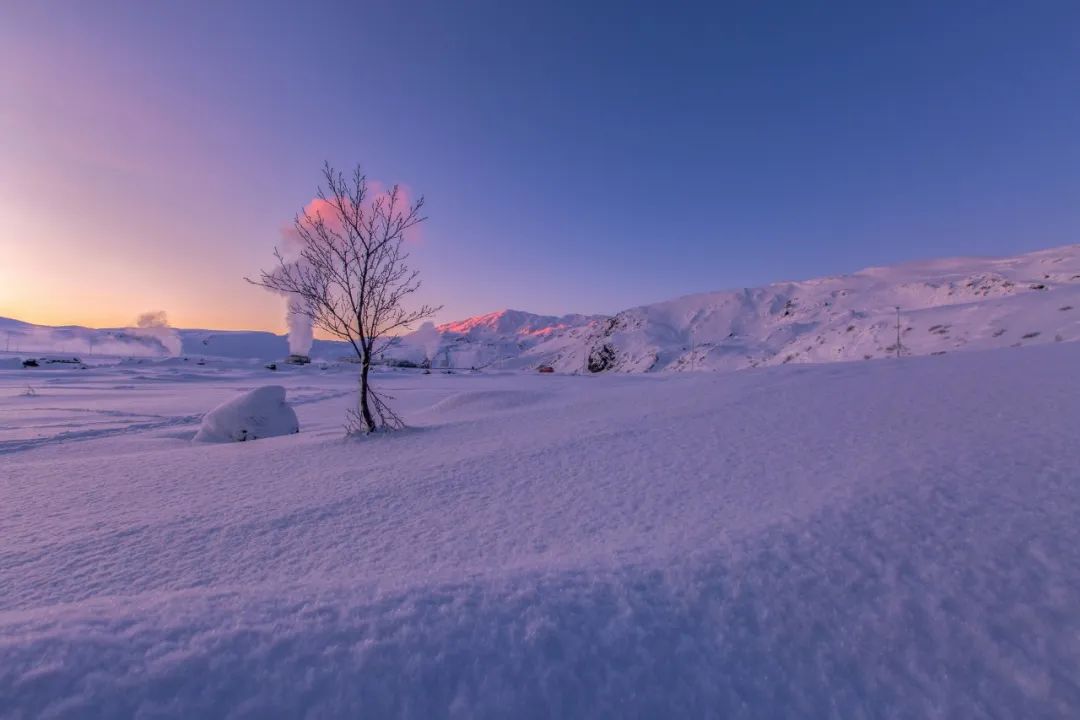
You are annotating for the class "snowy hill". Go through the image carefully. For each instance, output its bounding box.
[0,315,184,358]
[383,310,602,369]
[384,243,1080,373]
[0,317,354,361]
[437,309,598,337]
[4,244,1080,370]
[529,243,1080,372]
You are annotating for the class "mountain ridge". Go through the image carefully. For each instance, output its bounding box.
[4,243,1079,371]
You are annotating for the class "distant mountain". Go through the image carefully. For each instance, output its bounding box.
[528,243,1080,373]
[0,317,183,358]
[0,318,352,361]
[5,244,1079,371]
[436,309,601,338]
[381,310,602,369]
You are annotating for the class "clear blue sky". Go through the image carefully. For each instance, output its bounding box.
[3,1,1079,329]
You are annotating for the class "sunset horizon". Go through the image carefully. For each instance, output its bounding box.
[6,2,1080,334]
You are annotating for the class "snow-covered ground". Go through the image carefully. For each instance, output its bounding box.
[2,343,1078,717]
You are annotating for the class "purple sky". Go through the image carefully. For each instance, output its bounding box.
[3,1,1079,331]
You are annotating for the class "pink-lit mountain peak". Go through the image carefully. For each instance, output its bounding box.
[436,309,598,338]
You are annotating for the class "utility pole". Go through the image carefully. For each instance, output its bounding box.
[689,327,695,371]
[895,306,902,359]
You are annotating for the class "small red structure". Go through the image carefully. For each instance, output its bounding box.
[537,365,555,374]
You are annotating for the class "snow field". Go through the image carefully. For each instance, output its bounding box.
[1,344,1079,717]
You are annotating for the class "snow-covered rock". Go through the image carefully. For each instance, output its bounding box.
[193,385,299,442]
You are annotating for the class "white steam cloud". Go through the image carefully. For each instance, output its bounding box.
[271,223,316,358]
[135,310,169,329]
[286,296,314,356]
[132,311,182,357]
[408,321,443,364]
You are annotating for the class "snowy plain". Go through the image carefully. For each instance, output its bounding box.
[1,342,1079,718]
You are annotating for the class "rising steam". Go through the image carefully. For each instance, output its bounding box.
[409,322,443,365]
[286,295,314,356]
[133,311,182,356]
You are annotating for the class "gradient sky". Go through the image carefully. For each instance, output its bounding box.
[2,1,1079,332]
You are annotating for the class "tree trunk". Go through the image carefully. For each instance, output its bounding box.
[358,352,376,432]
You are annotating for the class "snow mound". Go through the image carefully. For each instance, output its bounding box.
[193,385,299,442]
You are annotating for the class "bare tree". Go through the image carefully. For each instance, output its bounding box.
[249,163,440,433]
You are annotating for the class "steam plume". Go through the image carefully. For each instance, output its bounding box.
[409,321,443,365]
[286,295,314,356]
[132,310,182,356]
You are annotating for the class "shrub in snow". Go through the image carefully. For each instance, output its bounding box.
[193,385,299,443]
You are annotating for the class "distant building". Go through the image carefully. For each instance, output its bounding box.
[537,365,554,373]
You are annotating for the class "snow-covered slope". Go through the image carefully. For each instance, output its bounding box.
[385,244,1080,373]
[0,316,183,358]
[5,244,1080,371]
[536,243,1080,372]
[383,309,601,369]
[0,317,354,362]
[2,343,1079,716]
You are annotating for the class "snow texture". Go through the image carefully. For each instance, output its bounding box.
[1,340,1079,717]
[192,385,299,443]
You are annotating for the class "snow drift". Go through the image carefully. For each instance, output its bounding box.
[192,385,299,442]
[2,342,1079,716]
